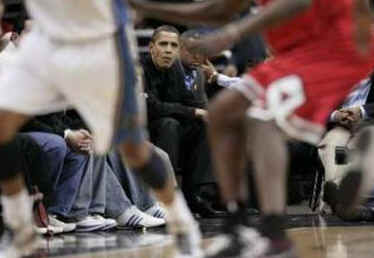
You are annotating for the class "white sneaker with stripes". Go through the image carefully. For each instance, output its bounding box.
[145,203,166,219]
[116,206,166,229]
[91,215,117,231]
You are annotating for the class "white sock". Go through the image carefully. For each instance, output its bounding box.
[164,191,196,231]
[1,189,33,229]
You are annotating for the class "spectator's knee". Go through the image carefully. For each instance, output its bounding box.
[159,118,181,130]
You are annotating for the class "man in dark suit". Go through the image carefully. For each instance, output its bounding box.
[143,26,226,217]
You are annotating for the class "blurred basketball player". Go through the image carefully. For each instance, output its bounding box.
[0,0,245,257]
[130,0,374,257]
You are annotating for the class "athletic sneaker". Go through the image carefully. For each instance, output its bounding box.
[0,224,39,258]
[91,215,117,231]
[0,190,39,258]
[165,191,203,258]
[116,206,166,229]
[75,216,107,232]
[48,214,76,233]
[145,203,166,219]
[338,127,374,215]
[206,224,296,258]
[33,226,48,235]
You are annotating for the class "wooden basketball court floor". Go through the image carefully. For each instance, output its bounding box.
[13,214,374,258]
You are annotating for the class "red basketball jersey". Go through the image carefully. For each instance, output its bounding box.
[258,0,363,61]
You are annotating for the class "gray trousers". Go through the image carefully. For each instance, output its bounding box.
[69,145,176,219]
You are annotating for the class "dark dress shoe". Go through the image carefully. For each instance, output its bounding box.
[189,195,230,218]
[246,208,259,216]
[323,181,339,212]
[335,204,374,221]
[324,181,374,221]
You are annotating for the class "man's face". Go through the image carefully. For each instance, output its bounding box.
[180,44,206,67]
[150,31,180,69]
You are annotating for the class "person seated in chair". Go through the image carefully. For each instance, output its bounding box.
[318,72,374,221]
[142,25,227,218]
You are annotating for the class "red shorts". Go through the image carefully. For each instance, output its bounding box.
[235,53,372,144]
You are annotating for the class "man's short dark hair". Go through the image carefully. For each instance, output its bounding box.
[151,25,180,43]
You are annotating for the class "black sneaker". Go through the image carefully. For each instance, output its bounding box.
[205,225,297,258]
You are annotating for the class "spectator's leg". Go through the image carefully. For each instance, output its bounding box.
[51,147,88,217]
[107,150,144,205]
[119,142,175,205]
[24,133,68,197]
[88,156,107,215]
[150,118,181,171]
[182,122,215,197]
[318,127,351,184]
[104,165,133,219]
[69,155,93,219]
[27,133,89,218]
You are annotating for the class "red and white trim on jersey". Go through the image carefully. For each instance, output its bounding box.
[232,74,325,145]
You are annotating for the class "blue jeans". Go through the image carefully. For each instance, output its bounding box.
[25,132,88,217]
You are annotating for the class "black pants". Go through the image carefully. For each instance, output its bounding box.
[149,117,215,198]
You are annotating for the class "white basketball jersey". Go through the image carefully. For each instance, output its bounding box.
[26,0,128,41]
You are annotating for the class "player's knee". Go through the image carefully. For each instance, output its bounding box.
[0,111,28,143]
[0,123,16,144]
[129,146,169,190]
[120,142,150,168]
[159,118,181,130]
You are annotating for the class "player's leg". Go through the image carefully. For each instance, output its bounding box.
[0,26,69,257]
[0,111,39,257]
[118,140,202,258]
[247,120,288,215]
[207,90,250,207]
[63,33,202,258]
[206,81,297,258]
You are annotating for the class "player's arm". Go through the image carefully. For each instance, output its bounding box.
[127,0,250,26]
[185,0,312,58]
[0,0,3,18]
[353,0,373,56]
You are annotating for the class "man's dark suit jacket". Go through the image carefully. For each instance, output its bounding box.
[141,54,209,123]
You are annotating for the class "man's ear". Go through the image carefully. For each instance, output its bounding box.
[149,41,155,55]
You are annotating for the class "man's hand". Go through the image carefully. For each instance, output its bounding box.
[334,110,352,127]
[200,60,218,83]
[341,106,363,124]
[195,108,209,122]
[223,64,238,77]
[65,129,93,154]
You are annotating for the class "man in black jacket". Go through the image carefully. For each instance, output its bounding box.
[143,26,225,217]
